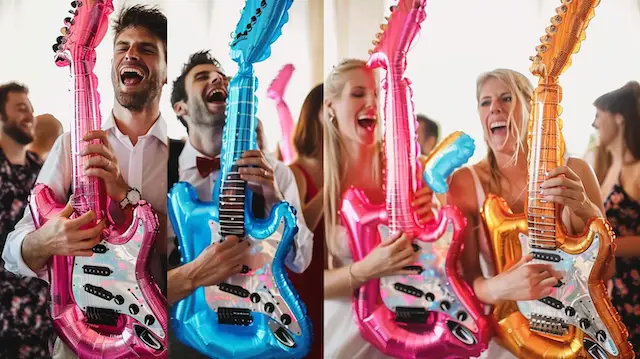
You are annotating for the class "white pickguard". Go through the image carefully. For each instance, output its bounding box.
[205,218,301,336]
[71,218,165,340]
[516,232,618,356]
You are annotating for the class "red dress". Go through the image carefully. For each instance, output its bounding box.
[288,163,323,359]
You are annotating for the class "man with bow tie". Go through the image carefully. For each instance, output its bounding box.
[166,50,312,314]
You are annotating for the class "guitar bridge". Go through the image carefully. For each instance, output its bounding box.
[217,307,253,326]
[86,306,119,326]
[530,313,568,336]
[395,306,427,324]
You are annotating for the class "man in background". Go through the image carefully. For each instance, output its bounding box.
[27,113,63,161]
[416,113,439,155]
[0,82,53,359]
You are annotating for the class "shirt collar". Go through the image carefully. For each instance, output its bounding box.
[102,112,168,146]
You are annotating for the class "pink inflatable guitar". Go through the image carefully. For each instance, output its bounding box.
[267,63,295,163]
[341,1,491,358]
[30,1,167,357]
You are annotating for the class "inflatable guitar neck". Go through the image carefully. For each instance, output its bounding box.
[341,1,490,358]
[30,1,166,358]
[168,1,312,358]
[267,63,295,163]
[481,0,634,358]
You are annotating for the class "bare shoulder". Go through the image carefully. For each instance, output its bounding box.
[567,157,597,180]
[288,160,307,195]
[448,166,480,214]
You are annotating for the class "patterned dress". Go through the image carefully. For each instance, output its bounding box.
[0,148,54,359]
[604,183,640,356]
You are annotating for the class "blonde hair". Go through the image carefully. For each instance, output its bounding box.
[323,59,382,260]
[475,69,534,194]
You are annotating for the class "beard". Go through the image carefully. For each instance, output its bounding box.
[188,95,226,129]
[2,119,33,145]
[111,69,162,112]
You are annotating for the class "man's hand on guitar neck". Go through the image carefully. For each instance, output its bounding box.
[236,150,284,208]
[22,203,105,273]
[82,130,129,203]
[168,235,250,305]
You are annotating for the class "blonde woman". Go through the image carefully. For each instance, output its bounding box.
[447,69,609,358]
[322,59,434,358]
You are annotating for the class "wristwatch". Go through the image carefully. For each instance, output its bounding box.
[119,187,141,209]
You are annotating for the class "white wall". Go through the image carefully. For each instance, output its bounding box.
[0,0,172,135]
[0,0,319,152]
[167,0,317,148]
[327,0,640,163]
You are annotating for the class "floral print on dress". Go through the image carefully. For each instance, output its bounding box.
[0,148,53,359]
[604,183,640,356]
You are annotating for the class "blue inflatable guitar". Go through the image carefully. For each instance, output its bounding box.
[168,1,312,358]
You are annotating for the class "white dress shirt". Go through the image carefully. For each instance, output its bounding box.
[3,113,168,280]
[167,140,313,273]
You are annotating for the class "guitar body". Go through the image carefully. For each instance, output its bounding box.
[343,189,490,359]
[483,195,633,359]
[31,186,166,358]
[169,181,310,358]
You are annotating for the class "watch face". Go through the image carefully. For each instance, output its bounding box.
[127,189,141,204]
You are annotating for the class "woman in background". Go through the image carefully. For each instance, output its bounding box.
[288,83,324,358]
[592,81,640,355]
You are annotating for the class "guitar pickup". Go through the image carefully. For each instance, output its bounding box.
[395,306,427,324]
[402,265,424,274]
[393,283,424,298]
[82,265,113,276]
[86,306,119,326]
[92,244,108,253]
[84,284,113,301]
[538,296,564,310]
[219,283,250,298]
[532,251,562,262]
[217,307,253,326]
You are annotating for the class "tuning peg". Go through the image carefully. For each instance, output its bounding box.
[380,24,388,31]
[372,40,379,46]
[60,27,68,35]
[389,5,397,12]
[540,35,551,44]
[561,0,573,4]
[375,32,383,39]
[368,49,374,55]
[536,44,548,53]
[70,1,77,7]
[556,5,568,14]
[546,25,557,35]
[56,36,64,44]
[64,17,74,26]
[260,0,266,7]
[529,55,541,62]
[68,9,77,15]
[551,15,562,25]
[52,43,60,53]
[384,15,390,21]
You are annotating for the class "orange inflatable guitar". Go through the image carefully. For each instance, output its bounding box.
[480,0,634,358]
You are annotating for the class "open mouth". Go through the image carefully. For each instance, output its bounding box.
[204,87,227,104]
[490,120,507,135]
[357,115,377,132]
[119,67,145,86]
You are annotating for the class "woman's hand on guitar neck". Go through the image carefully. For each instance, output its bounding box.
[351,232,421,282]
[540,165,601,223]
[413,185,438,224]
[485,253,565,303]
[82,130,129,203]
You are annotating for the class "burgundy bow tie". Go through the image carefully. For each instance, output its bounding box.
[196,156,221,178]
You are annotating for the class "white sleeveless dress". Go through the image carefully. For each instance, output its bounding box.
[323,226,393,359]
[467,166,518,359]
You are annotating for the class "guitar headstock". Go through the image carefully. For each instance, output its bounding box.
[368,0,427,70]
[267,63,295,100]
[529,0,600,78]
[230,0,294,67]
[53,0,114,67]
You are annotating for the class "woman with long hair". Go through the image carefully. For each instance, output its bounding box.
[322,59,433,358]
[591,81,640,355]
[447,69,608,358]
[287,83,324,358]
